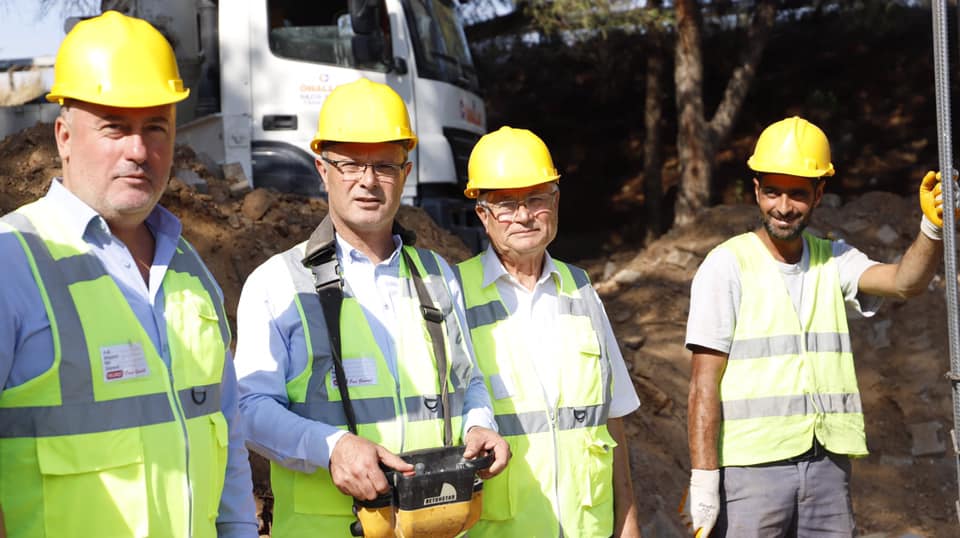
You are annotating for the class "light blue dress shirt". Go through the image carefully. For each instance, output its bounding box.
[235,233,497,473]
[0,179,258,537]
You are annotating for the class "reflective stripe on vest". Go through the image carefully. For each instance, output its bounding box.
[456,255,616,538]
[269,242,474,538]
[0,200,229,538]
[717,232,867,467]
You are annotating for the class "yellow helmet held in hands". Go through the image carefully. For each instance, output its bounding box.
[464,126,560,199]
[46,10,189,107]
[747,116,835,178]
[310,78,418,154]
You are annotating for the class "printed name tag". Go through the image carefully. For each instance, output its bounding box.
[101,343,150,382]
[331,357,378,387]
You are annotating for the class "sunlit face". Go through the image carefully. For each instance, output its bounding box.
[316,142,411,236]
[476,182,560,261]
[55,101,175,227]
[754,174,824,241]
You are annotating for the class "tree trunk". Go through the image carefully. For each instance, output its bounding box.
[672,0,777,228]
[673,0,710,227]
[642,2,665,242]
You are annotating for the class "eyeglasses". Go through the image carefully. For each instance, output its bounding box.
[321,156,407,183]
[478,189,558,222]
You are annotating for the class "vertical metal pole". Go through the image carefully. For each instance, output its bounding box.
[933,0,960,524]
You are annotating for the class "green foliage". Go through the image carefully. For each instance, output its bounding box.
[524,0,673,40]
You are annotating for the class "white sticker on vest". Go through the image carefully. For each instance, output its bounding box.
[331,357,378,387]
[101,343,150,382]
[489,373,514,400]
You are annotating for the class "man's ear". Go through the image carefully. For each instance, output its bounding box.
[54,114,71,164]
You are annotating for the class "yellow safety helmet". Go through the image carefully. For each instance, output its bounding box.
[310,78,417,154]
[46,11,189,107]
[464,126,560,199]
[747,116,835,178]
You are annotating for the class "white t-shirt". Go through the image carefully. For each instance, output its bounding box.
[685,234,882,354]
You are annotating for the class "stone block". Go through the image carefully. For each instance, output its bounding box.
[908,421,946,457]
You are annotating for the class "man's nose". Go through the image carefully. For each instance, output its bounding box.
[124,133,148,163]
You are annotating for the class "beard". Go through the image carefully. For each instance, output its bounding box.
[760,211,809,241]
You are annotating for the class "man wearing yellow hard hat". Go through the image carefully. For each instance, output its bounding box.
[455,126,642,537]
[684,116,948,537]
[0,11,258,538]
[234,78,510,537]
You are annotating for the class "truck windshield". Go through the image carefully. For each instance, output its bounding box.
[402,0,479,93]
[266,0,389,72]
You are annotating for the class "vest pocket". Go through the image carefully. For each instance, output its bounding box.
[579,428,616,508]
[36,428,148,538]
[479,467,515,520]
[293,468,354,516]
[204,413,230,521]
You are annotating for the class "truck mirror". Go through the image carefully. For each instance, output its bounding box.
[348,0,380,35]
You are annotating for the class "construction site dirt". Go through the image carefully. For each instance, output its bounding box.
[2,120,955,537]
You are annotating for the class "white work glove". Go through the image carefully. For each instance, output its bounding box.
[680,469,720,537]
[920,169,959,241]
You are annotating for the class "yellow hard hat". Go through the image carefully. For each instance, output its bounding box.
[310,78,417,154]
[46,11,189,107]
[747,116,835,178]
[464,126,560,199]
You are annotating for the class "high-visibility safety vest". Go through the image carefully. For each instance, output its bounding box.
[269,243,475,538]
[717,232,868,467]
[455,255,616,538]
[0,198,231,538]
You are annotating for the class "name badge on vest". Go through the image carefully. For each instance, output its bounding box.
[331,357,378,387]
[101,343,150,382]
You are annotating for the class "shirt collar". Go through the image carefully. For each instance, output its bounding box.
[44,177,183,244]
[480,244,560,290]
[335,232,404,268]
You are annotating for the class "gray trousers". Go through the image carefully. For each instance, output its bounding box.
[715,452,855,538]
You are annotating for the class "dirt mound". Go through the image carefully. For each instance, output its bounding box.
[585,192,955,536]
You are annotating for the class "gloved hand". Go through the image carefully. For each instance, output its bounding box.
[679,469,720,537]
[919,169,959,240]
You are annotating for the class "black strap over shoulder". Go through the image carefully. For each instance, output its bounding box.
[300,216,449,444]
[400,249,453,447]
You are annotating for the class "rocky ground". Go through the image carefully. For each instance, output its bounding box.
[1,123,957,536]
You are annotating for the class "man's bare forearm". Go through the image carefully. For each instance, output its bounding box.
[688,348,727,470]
[609,417,641,537]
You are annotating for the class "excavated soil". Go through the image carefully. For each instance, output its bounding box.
[1,121,956,537]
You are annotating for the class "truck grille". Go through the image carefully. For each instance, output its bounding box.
[443,127,480,188]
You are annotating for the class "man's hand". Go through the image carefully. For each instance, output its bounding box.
[329,433,414,500]
[463,426,511,479]
[920,169,959,239]
[680,469,720,537]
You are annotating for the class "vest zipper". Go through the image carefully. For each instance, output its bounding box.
[166,366,194,537]
[540,386,564,538]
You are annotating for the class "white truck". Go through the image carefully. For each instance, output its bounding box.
[2,0,488,247]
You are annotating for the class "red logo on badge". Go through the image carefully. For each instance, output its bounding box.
[107,370,123,380]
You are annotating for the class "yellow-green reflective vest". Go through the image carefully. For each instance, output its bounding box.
[456,255,616,538]
[718,232,867,467]
[0,199,230,538]
[270,243,475,538]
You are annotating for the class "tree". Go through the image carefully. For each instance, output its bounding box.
[673,0,776,226]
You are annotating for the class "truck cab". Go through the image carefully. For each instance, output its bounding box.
[143,0,486,247]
